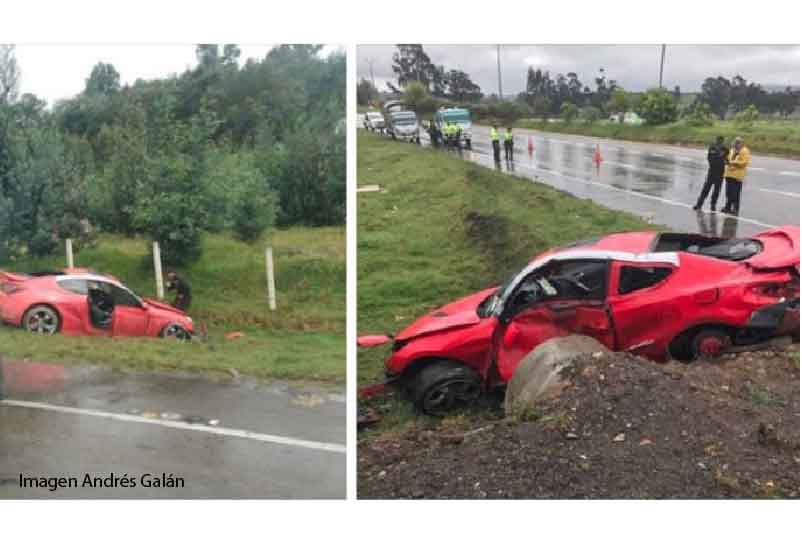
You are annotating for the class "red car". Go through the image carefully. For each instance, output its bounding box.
[359,226,800,414]
[0,269,194,339]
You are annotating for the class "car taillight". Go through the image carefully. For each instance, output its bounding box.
[750,282,798,301]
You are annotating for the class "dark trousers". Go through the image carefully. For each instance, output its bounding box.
[724,177,743,214]
[504,140,513,160]
[492,140,500,162]
[695,172,723,209]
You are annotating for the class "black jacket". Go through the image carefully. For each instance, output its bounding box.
[707,144,727,176]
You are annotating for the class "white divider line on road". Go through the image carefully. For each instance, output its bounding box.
[780,171,800,177]
[759,188,800,199]
[1,399,346,454]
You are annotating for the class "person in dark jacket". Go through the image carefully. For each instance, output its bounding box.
[166,271,192,311]
[693,136,728,211]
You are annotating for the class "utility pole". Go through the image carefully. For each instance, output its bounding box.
[659,44,666,89]
[365,58,376,88]
[497,44,503,99]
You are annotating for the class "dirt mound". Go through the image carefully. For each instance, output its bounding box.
[358,346,800,499]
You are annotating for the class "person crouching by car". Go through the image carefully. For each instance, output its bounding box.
[165,271,192,311]
[722,137,751,215]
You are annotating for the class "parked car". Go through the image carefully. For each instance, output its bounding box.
[359,227,800,414]
[363,111,385,132]
[385,110,420,143]
[0,269,194,339]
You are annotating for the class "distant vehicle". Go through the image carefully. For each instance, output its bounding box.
[434,107,473,148]
[363,112,385,132]
[386,110,421,143]
[359,227,800,414]
[382,100,404,115]
[0,269,194,339]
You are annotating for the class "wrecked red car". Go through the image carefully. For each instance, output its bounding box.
[359,226,800,414]
[0,269,194,339]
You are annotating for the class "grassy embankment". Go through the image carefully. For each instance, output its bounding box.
[0,227,345,383]
[496,119,800,158]
[357,130,655,396]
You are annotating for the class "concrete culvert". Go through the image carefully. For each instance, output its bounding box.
[504,335,610,417]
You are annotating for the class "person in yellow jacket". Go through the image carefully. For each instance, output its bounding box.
[490,125,501,162]
[722,137,751,215]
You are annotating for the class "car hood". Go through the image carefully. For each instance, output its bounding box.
[143,298,187,316]
[395,288,496,342]
[748,226,800,270]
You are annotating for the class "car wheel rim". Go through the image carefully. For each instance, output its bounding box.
[163,325,189,341]
[423,378,479,414]
[26,309,58,335]
[698,336,725,357]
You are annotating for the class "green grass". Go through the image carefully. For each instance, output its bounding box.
[1,228,345,383]
[487,119,800,158]
[357,130,653,386]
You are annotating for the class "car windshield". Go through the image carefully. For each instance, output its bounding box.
[443,110,470,123]
[394,117,416,126]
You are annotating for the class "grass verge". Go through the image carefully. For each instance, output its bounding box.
[1,227,345,383]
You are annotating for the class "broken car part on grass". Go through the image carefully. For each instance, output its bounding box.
[0,269,194,339]
[359,226,800,415]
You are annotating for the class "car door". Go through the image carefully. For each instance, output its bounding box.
[108,283,149,337]
[607,261,675,359]
[492,259,614,383]
[56,278,96,334]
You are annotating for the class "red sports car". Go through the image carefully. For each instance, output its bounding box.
[0,269,194,339]
[359,226,800,414]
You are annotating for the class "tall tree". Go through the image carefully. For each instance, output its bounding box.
[391,44,434,90]
[84,62,121,96]
[0,44,20,105]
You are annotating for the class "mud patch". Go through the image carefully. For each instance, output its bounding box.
[463,211,536,281]
[359,346,800,499]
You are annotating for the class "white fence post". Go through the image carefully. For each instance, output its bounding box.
[65,239,74,269]
[153,241,164,300]
[265,247,277,311]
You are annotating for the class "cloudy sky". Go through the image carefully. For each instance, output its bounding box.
[358,44,800,95]
[14,44,342,105]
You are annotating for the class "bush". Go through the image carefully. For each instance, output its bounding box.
[683,103,714,127]
[27,230,59,258]
[734,105,760,129]
[581,106,602,124]
[561,102,579,123]
[637,88,678,125]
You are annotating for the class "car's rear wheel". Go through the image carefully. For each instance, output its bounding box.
[160,324,191,341]
[23,305,60,335]
[691,327,731,360]
[410,362,481,416]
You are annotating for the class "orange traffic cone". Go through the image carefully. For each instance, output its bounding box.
[527,136,534,156]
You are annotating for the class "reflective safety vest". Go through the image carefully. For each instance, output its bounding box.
[490,128,499,141]
[505,131,513,141]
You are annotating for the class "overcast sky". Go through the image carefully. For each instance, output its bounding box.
[358,44,800,95]
[14,44,342,105]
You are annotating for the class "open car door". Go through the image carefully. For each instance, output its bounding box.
[492,259,615,383]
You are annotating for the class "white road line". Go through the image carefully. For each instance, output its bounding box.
[1,399,346,454]
[759,188,800,199]
[780,171,800,177]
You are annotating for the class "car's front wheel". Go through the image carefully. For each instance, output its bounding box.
[409,362,481,415]
[160,324,191,341]
[23,305,61,335]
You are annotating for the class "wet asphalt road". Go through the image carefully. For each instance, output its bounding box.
[367,121,800,237]
[0,358,345,498]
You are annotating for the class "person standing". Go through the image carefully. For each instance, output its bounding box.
[165,270,192,311]
[722,137,751,215]
[693,135,727,211]
[504,127,514,160]
[490,125,501,162]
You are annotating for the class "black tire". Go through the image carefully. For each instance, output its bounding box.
[465,139,472,150]
[691,327,731,360]
[22,305,61,335]
[160,323,191,341]
[409,362,481,416]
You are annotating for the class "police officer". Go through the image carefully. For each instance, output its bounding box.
[722,136,751,215]
[693,135,727,211]
[490,125,501,162]
[504,127,514,161]
[166,271,192,311]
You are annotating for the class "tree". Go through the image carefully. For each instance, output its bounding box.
[698,76,732,120]
[531,97,551,121]
[683,103,713,127]
[357,78,378,107]
[391,44,435,90]
[560,101,579,122]
[0,45,20,105]
[605,89,630,121]
[444,70,482,102]
[734,104,760,129]
[402,81,429,109]
[581,106,602,124]
[84,62,121,96]
[637,88,678,125]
